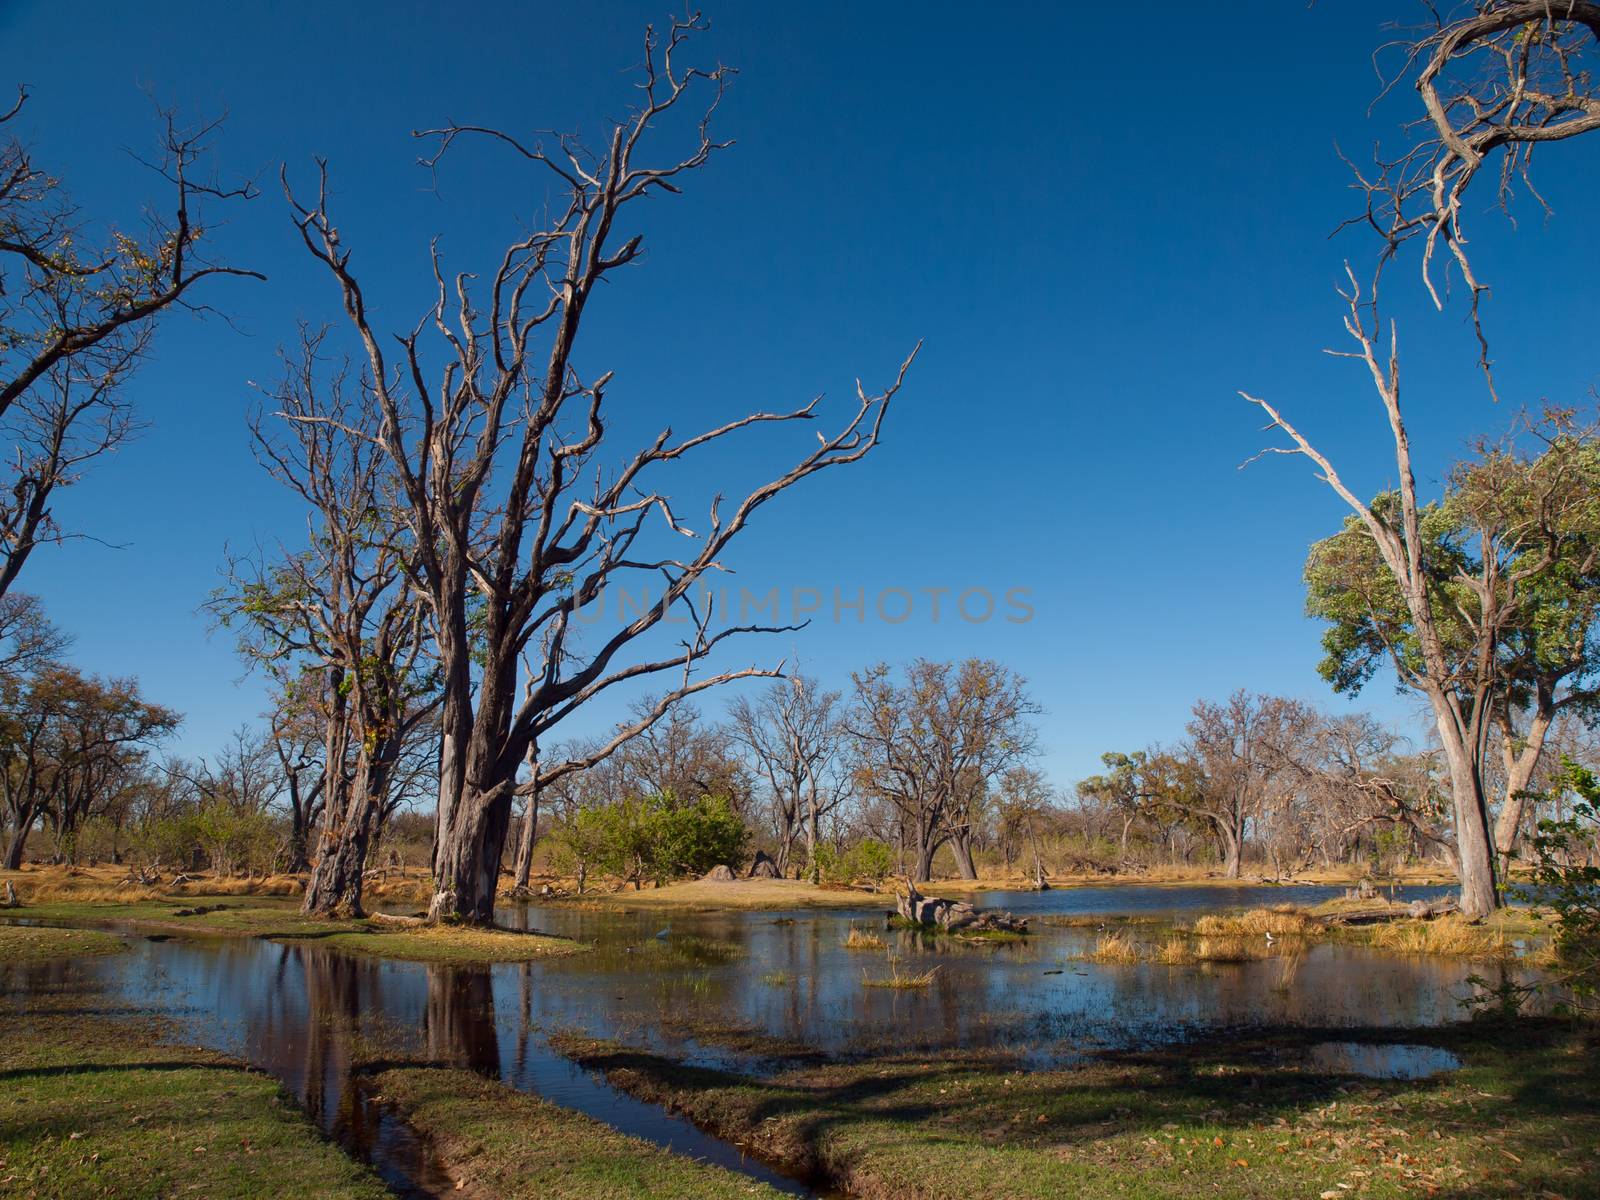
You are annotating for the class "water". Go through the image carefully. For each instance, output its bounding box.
[0,882,1540,1198]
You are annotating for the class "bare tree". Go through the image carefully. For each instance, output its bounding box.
[285,15,916,923]
[0,92,259,596]
[1243,275,1576,915]
[1349,2,1600,391]
[212,331,442,916]
[848,659,1039,882]
[729,675,847,879]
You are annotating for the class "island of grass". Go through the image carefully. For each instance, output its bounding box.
[4,894,583,965]
[553,1023,1600,1200]
[371,1067,789,1197]
[0,923,129,962]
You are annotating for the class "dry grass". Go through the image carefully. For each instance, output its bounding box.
[1192,906,1320,937]
[1359,914,1553,962]
[576,876,874,911]
[1083,932,1142,964]
[861,955,940,989]
[3,865,305,905]
[844,926,886,950]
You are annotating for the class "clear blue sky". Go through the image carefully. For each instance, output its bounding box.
[7,1,1598,783]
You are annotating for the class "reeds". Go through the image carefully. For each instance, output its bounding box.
[844,926,885,950]
[1192,906,1319,937]
[861,955,940,988]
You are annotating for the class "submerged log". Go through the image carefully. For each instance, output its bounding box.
[1322,896,1460,927]
[894,878,1028,934]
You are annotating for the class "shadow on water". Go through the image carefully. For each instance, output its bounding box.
[0,882,1551,1198]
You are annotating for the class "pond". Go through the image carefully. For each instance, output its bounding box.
[0,882,1543,1198]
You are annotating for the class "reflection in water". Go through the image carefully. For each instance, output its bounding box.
[1304,1041,1462,1079]
[0,884,1549,1198]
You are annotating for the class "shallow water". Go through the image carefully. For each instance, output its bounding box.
[0,882,1543,1197]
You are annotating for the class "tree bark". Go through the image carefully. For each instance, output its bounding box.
[512,783,539,892]
[949,830,979,880]
[429,780,516,924]
[1438,726,1500,918]
[3,826,26,871]
[303,764,389,918]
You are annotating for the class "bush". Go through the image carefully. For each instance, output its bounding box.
[815,838,895,886]
[553,793,748,890]
[1522,760,1600,1010]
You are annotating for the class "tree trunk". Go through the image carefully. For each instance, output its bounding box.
[912,835,939,883]
[303,768,387,918]
[512,785,539,892]
[4,814,32,870]
[1493,701,1553,863]
[429,782,515,924]
[806,796,820,885]
[1220,826,1242,879]
[950,830,978,880]
[1439,731,1500,918]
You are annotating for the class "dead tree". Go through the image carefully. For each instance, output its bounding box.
[1245,272,1513,916]
[1347,2,1600,391]
[0,92,259,598]
[728,674,848,880]
[212,331,441,916]
[285,15,917,924]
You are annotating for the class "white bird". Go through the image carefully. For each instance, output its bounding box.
[1264,930,1276,946]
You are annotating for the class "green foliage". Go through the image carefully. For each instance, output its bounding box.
[813,838,894,885]
[555,793,748,890]
[1522,759,1600,1010]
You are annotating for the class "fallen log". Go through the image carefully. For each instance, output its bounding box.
[894,878,1028,934]
[1321,896,1460,927]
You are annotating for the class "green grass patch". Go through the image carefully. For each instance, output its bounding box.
[0,987,386,1199]
[0,923,128,962]
[5,898,583,963]
[553,1025,1600,1199]
[370,1066,786,1197]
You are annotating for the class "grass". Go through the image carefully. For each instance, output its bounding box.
[1083,932,1143,963]
[1193,906,1321,937]
[567,875,878,911]
[4,895,583,963]
[845,926,886,950]
[0,923,128,962]
[554,1023,1600,1200]
[760,971,793,987]
[860,955,940,989]
[0,982,388,1199]
[1357,914,1557,963]
[370,1066,787,1197]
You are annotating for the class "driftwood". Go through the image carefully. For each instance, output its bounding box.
[894,879,1028,934]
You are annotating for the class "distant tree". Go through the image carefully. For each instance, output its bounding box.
[848,658,1039,881]
[1,666,177,868]
[728,675,848,879]
[0,92,258,597]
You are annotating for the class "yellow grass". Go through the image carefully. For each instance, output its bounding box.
[1084,932,1142,964]
[861,955,940,989]
[1359,914,1554,963]
[577,876,875,911]
[844,926,885,950]
[1191,906,1320,937]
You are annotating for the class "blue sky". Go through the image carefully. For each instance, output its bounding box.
[6,1,1598,783]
